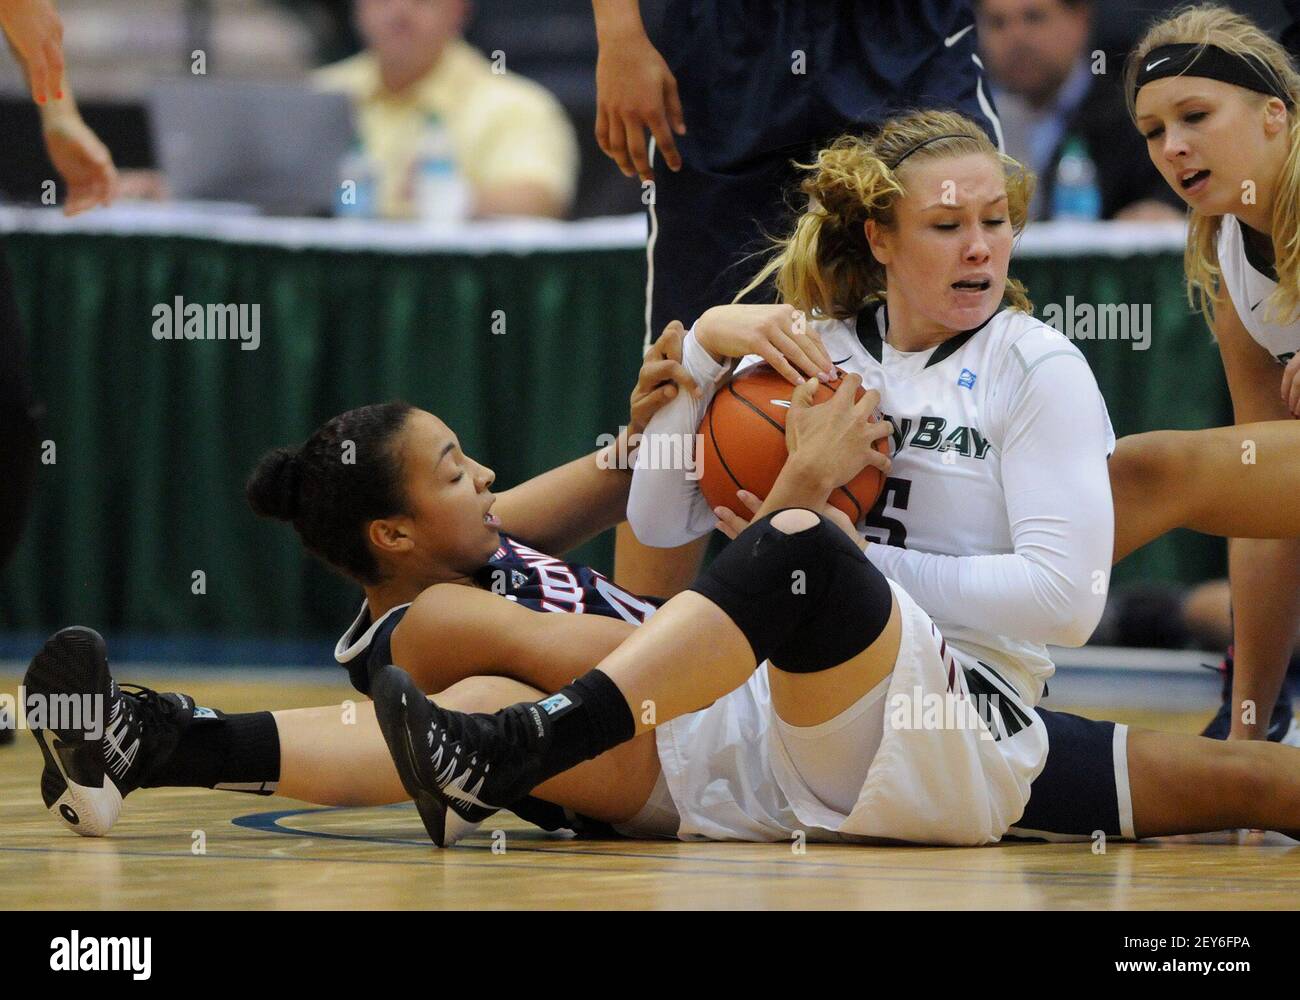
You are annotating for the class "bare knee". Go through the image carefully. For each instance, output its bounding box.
[1110,430,1192,496]
[769,508,821,535]
[1131,730,1274,835]
[1215,741,1275,815]
[435,675,542,713]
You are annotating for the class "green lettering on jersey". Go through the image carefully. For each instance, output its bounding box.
[885,412,991,460]
[910,416,948,450]
[941,425,972,457]
[887,414,911,454]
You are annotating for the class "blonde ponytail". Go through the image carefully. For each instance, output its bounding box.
[736,109,1034,319]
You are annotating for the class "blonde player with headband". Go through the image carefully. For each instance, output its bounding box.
[1109,3,1300,745]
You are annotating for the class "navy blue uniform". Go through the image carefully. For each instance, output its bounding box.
[335,533,662,695]
[645,0,1000,345]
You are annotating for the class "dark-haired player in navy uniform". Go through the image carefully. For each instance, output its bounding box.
[19,323,703,836]
[592,0,1004,598]
[335,532,661,697]
[330,529,662,836]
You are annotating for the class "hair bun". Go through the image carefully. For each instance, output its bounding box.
[246,447,302,521]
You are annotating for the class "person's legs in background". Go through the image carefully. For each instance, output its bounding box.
[615,146,797,598]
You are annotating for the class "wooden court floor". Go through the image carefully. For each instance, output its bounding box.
[3,668,1300,910]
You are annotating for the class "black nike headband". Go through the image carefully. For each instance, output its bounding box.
[888,133,972,169]
[1133,43,1294,109]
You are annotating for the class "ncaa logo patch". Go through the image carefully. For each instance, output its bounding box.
[537,693,573,716]
[958,368,977,390]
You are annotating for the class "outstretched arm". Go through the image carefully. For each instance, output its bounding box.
[2,1,117,212]
[390,581,637,695]
[38,86,119,215]
[492,322,698,555]
[0,0,63,103]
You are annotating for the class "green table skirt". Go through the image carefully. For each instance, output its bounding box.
[0,233,1229,641]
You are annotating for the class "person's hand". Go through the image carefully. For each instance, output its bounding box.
[594,25,685,182]
[628,320,701,438]
[695,304,836,385]
[42,114,119,215]
[713,488,867,550]
[1282,353,1300,418]
[784,373,893,490]
[0,0,64,104]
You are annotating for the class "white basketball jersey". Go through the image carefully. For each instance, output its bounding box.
[735,305,1116,699]
[1217,216,1300,364]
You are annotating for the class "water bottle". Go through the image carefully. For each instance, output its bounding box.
[1052,137,1102,221]
[336,142,378,218]
[413,115,470,225]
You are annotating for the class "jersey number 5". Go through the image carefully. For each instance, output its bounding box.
[862,476,911,548]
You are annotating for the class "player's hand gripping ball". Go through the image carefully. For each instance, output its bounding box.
[698,364,892,524]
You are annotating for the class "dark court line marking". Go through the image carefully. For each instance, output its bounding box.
[227,805,1300,891]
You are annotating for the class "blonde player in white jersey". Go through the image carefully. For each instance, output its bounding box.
[630,116,1113,714]
[1111,4,1300,745]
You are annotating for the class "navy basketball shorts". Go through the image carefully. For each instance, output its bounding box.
[1007,708,1136,842]
[645,0,1003,344]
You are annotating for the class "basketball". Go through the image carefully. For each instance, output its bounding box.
[698,363,890,523]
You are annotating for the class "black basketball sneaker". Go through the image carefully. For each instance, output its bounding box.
[1201,647,1300,744]
[370,663,553,847]
[24,626,206,836]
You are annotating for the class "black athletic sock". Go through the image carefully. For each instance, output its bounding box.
[525,669,636,782]
[509,796,574,832]
[143,712,281,794]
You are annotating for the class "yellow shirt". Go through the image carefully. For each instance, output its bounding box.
[314,41,578,219]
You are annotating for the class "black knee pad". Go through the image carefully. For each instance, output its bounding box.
[688,509,894,673]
